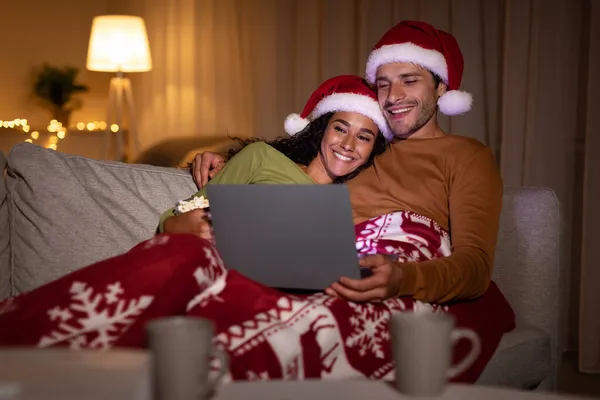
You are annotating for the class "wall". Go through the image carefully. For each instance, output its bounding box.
[0,0,110,129]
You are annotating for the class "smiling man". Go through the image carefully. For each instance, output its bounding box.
[325,21,503,303]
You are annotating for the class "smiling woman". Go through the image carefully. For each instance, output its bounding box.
[309,111,379,183]
[159,75,390,234]
[226,110,382,185]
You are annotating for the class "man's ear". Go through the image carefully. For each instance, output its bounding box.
[437,81,447,99]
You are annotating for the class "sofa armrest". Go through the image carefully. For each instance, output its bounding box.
[492,185,564,389]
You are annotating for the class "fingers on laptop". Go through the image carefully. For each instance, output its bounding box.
[327,274,386,302]
[327,281,385,303]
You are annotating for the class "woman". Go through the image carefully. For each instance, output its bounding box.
[160,74,392,235]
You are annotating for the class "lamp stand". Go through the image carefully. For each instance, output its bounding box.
[104,73,140,162]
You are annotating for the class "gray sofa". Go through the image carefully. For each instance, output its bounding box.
[0,142,564,391]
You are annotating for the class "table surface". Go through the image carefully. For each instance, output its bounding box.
[0,347,151,400]
[0,348,585,400]
[214,380,586,400]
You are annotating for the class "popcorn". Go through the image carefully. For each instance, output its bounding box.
[173,195,210,215]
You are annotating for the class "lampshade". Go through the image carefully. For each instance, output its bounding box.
[86,15,152,73]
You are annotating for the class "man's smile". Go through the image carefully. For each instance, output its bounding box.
[387,105,415,120]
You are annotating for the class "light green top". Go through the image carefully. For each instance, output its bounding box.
[158,142,316,232]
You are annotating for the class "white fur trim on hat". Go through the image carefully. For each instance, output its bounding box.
[366,43,448,84]
[284,113,310,136]
[311,93,393,140]
[437,90,473,116]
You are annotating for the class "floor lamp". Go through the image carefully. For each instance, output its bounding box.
[86,15,152,162]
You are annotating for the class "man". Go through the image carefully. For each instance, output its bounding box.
[185,21,503,304]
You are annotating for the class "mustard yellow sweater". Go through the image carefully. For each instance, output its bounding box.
[347,135,503,303]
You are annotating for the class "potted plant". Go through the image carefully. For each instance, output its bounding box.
[32,63,89,127]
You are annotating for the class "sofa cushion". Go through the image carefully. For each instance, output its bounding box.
[6,143,198,294]
[477,325,551,389]
[0,151,9,300]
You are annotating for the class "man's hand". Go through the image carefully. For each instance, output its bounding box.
[325,254,403,302]
[192,152,226,188]
[162,209,213,241]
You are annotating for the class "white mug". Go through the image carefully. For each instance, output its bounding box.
[389,311,481,397]
[146,317,228,400]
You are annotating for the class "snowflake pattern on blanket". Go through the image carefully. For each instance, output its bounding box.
[0,211,515,383]
[38,281,153,349]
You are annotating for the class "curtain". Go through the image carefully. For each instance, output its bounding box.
[116,0,599,372]
[113,0,255,153]
[579,0,600,374]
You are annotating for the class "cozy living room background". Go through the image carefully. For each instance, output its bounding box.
[0,0,598,382]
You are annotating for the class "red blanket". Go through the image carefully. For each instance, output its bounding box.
[0,234,514,383]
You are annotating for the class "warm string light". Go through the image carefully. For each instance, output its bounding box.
[0,118,30,133]
[45,120,65,151]
[74,121,119,133]
[1,117,120,152]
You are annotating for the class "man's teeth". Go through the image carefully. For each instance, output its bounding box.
[333,151,353,161]
[390,107,413,114]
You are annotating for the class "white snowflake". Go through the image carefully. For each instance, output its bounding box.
[246,370,270,381]
[69,335,88,350]
[186,246,227,311]
[38,281,153,349]
[345,298,406,359]
[105,282,124,304]
[412,300,448,314]
[48,306,73,322]
[201,247,223,282]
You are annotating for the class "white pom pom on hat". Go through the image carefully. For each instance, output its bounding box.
[284,113,310,136]
[437,90,473,116]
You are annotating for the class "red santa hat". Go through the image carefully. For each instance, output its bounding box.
[284,75,393,140]
[365,20,472,116]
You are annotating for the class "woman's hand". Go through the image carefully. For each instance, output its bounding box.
[162,209,213,241]
[192,152,226,188]
[325,254,404,302]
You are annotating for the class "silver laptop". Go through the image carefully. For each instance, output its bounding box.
[206,184,362,291]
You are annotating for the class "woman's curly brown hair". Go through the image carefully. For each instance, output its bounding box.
[225,112,388,183]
